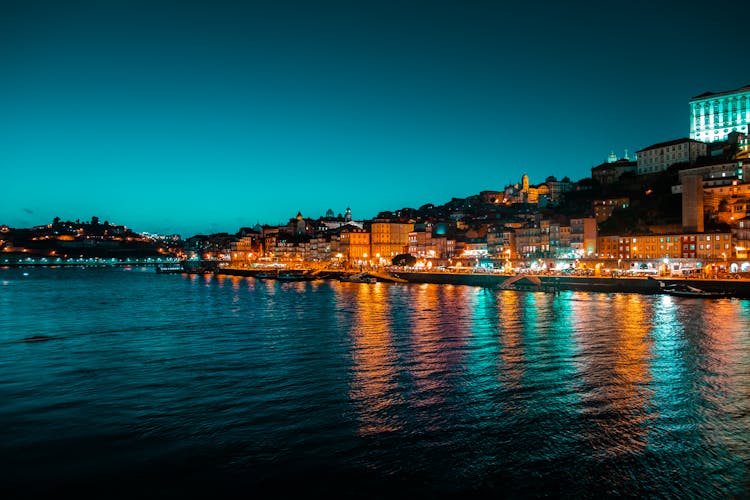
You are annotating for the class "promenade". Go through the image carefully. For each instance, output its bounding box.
[201,263,750,298]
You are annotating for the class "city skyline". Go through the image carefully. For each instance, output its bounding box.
[2,0,747,237]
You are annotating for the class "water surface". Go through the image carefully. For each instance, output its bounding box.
[1,267,748,498]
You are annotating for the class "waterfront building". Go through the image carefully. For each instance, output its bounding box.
[555,224,572,257]
[689,84,750,143]
[515,225,543,258]
[407,224,455,260]
[370,221,414,260]
[636,138,707,175]
[273,233,311,262]
[486,226,516,260]
[570,218,597,257]
[596,235,620,260]
[339,225,370,263]
[593,197,630,223]
[617,232,732,261]
[308,234,336,262]
[733,217,750,259]
[229,234,262,267]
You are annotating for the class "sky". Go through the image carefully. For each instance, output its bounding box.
[1,0,748,237]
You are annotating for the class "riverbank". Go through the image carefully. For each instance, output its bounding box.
[388,270,750,298]
[198,266,750,298]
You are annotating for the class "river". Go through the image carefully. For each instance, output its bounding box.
[1,267,748,498]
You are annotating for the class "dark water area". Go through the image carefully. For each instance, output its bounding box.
[1,267,749,498]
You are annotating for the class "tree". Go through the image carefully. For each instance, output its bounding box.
[391,253,417,266]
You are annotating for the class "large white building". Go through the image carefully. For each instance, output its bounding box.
[690,84,750,143]
[636,138,707,175]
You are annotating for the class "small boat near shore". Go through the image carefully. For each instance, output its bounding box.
[155,265,184,274]
[276,272,319,281]
[340,272,377,284]
[658,281,733,298]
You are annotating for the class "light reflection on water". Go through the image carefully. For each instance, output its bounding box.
[0,267,749,498]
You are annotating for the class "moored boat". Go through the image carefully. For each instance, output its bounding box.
[340,272,377,284]
[155,264,184,274]
[659,281,733,298]
[276,272,318,281]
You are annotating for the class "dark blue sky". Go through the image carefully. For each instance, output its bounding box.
[2,0,747,237]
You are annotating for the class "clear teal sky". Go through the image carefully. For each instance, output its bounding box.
[1,0,746,237]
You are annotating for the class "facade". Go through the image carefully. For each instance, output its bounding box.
[371,221,414,259]
[229,234,262,267]
[690,84,750,143]
[515,225,542,258]
[487,228,515,259]
[636,138,707,175]
[339,226,370,262]
[596,235,620,259]
[570,218,597,256]
[733,217,750,259]
[703,182,750,224]
[618,233,732,261]
[672,160,748,193]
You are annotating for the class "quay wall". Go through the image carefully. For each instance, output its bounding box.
[191,266,750,299]
[390,271,750,298]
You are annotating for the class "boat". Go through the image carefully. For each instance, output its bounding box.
[276,273,318,281]
[274,271,319,281]
[155,264,184,274]
[340,272,377,284]
[659,281,733,298]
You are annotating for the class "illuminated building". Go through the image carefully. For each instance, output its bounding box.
[339,225,370,262]
[615,233,731,260]
[370,221,413,259]
[502,174,571,205]
[570,218,597,256]
[690,84,750,143]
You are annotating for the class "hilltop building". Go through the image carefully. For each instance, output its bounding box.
[636,138,706,175]
[690,84,750,143]
[591,151,637,184]
[502,174,571,205]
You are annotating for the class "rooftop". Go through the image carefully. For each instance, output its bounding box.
[690,84,750,101]
[636,138,704,153]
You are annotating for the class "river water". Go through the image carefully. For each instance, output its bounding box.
[1,267,749,498]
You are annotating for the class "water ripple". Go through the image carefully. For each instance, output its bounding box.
[1,268,749,497]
